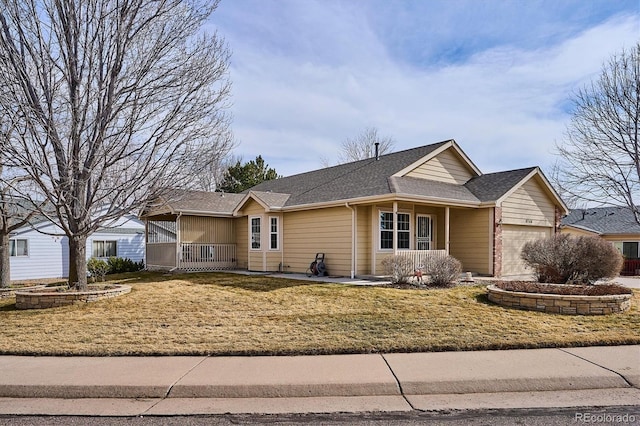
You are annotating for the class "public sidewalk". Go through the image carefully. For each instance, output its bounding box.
[0,345,637,416]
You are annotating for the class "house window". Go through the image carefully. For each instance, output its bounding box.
[92,240,117,258]
[614,242,639,259]
[250,217,261,250]
[397,213,410,249]
[269,217,279,250]
[379,212,410,250]
[9,239,28,257]
[380,212,394,249]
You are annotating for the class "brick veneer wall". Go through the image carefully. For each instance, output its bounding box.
[15,285,131,310]
[487,285,632,315]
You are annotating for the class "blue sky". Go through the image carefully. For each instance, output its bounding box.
[211,0,639,177]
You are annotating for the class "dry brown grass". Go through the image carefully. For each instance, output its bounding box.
[1,271,638,356]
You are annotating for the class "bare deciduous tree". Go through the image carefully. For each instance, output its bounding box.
[554,43,640,222]
[0,122,44,287]
[337,127,396,164]
[0,0,232,288]
[187,131,237,192]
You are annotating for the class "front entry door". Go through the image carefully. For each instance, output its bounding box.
[416,215,432,250]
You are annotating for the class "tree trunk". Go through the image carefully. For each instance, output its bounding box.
[68,234,88,290]
[0,232,10,288]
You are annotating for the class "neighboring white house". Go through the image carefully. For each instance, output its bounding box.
[8,214,145,281]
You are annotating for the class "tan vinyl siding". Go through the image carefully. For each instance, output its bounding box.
[179,216,235,243]
[560,226,599,237]
[356,206,371,275]
[405,148,473,184]
[449,208,491,275]
[600,234,640,243]
[502,225,552,276]
[282,206,352,276]
[238,199,269,271]
[235,217,248,269]
[240,199,266,216]
[502,177,556,227]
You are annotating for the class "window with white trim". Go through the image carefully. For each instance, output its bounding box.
[9,239,28,257]
[269,217,279,250]
[379,212,410,250]
[614,241,640,259]
[92,240,117,258]
[250,217,261,250]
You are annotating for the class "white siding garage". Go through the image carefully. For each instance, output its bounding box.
[502,225,552,276]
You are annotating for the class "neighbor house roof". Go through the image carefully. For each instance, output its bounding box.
[562,206,640,235]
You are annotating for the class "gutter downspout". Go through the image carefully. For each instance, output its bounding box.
[345,203,356,279]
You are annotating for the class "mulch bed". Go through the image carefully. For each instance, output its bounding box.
[495,281,632,296]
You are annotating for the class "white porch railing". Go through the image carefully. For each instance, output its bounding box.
[178,243,237,271]
[398,250,448,270]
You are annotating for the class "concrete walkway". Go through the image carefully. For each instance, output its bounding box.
[0,345,637,416]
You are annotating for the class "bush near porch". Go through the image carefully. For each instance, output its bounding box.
[0,272,637,356]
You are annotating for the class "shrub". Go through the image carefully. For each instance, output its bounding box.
[521,234,623,284]
[107,257,145,274]
[426,255,462,287]
[87,257,110,282]
[381,255,414,284]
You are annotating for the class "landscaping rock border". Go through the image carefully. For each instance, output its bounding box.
[0,285,46,299]
[486,284,632,315]
[15,284,131,310]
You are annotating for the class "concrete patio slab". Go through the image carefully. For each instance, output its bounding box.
[169,354,400,398]
[407,388,640,411]
[148,396,412,415]
[0,398,160,416]
[0,356,206,398]
[383,348,630,395]
[562,345,640,387]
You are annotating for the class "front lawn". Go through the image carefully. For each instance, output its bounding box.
[1,272,638,356]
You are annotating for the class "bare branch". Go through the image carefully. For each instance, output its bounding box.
[554,43,640,223]
[337,127,396,164]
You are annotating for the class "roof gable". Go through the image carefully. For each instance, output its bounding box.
[393,140,481,182]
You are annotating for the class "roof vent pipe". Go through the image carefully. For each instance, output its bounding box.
[375,142,380,160]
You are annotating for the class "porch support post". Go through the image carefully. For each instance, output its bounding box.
[175,213,182,269]
[393,202,398,256]
[445,207,450,255]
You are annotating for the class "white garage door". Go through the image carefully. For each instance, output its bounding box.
[502,225,552,276]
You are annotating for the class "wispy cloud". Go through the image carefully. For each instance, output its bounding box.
[213,0,639,176]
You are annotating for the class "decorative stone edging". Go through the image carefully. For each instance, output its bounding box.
[15,285,131,310]
[486,284,632,315]
[0,285,46,299]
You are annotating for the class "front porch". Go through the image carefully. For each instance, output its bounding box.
[145,215,238,272]
[147,242,238,271]
[396,249,448,270]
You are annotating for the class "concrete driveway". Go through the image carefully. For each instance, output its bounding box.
[614,276,640,289]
